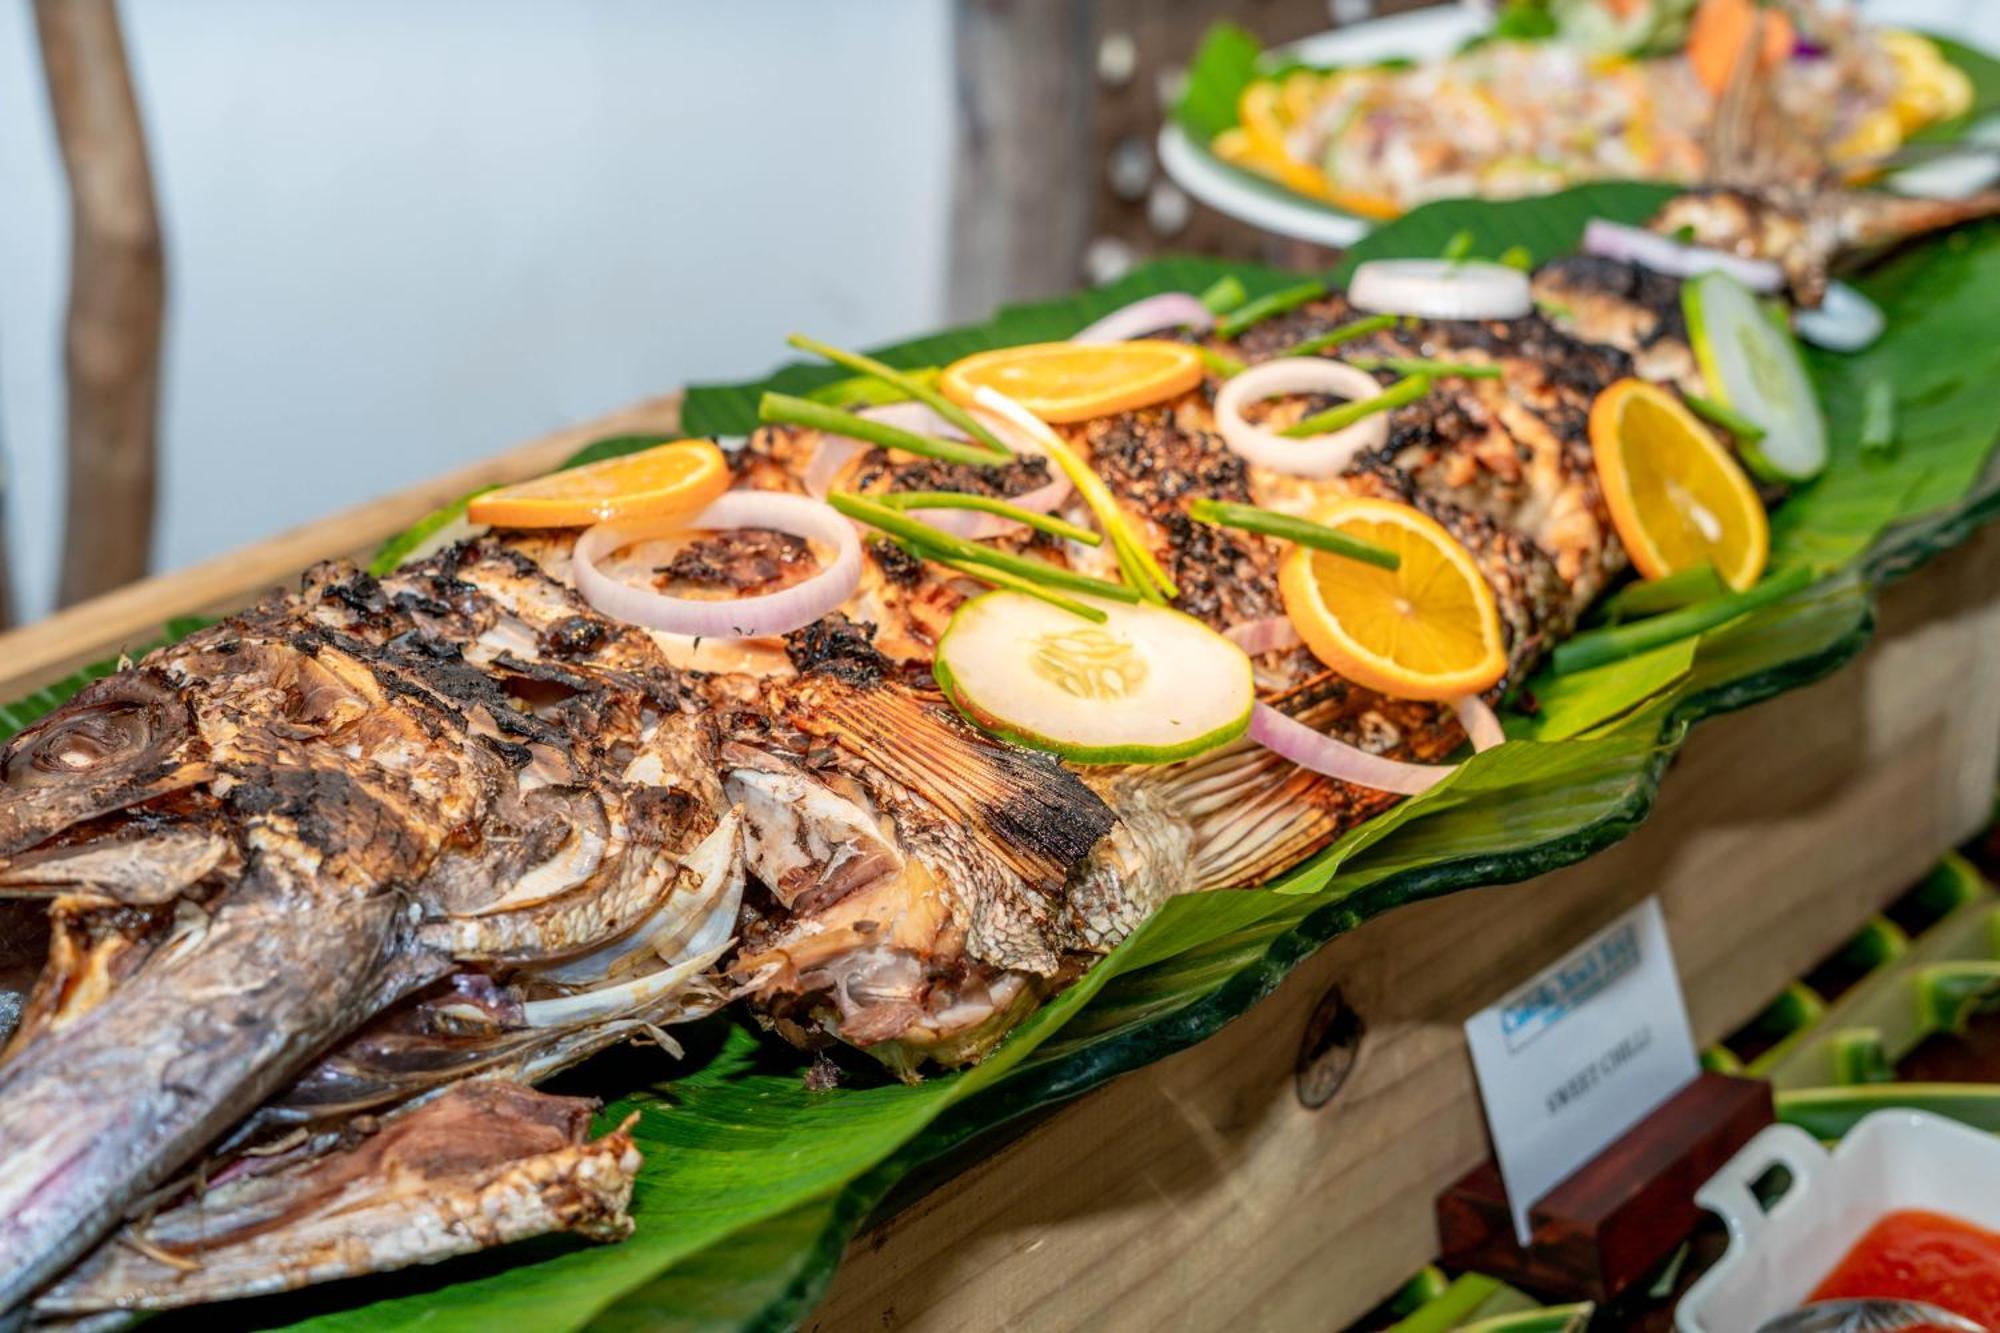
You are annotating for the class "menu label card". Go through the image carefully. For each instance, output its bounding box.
[1464,897,1699,1244]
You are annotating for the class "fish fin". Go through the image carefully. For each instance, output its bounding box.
[775,671,1115,896]
[1131,670,1459,892]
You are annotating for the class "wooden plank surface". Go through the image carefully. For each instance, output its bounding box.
[0,393,680,698]
[812,524,2000,1333]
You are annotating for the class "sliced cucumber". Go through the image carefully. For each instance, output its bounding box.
[1683,270,1828,483]
[933,591,1254,765]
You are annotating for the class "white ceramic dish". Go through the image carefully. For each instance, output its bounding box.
[1677,1110,2000,1332]
[1158,0,2000,246]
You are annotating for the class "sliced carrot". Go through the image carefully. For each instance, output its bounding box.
[1689,0,1793,96]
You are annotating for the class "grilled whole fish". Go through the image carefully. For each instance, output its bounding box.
[0,547,749,1312]
[0,187,1987,1314]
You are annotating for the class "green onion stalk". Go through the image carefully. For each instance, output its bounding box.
[1215,280,1329,340]
[828,491,1139,605]
[758,393,1008,469]
[887,538,1107,624]
[967,388,1180,605]
[1188,498,1400,570]
[1284,313,1396,359]
[876,491,1101,545]
[1281,374,1432,439]
[787,333,1014,458]
[1552,566,1814,674]
[1346,356,1500,380]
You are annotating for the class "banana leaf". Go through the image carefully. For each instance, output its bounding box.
[1170,20,2000,229]
[10,184,2000,1331]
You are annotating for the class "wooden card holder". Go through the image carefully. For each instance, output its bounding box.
[1436,1072,1774,1303]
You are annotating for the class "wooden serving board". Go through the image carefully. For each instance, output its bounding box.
[0,399,1994,1332]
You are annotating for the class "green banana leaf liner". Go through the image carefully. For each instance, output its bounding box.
[6,183,1998,1331]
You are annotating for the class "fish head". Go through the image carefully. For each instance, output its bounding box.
[0,668,212,864]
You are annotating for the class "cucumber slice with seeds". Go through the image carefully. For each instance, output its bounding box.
[1683,271,1828,483]
[934,591,1254,765]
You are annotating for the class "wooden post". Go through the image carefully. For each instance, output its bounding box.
[945,1,1439,312]
[35,0,165,608]
[945,0,1099,321]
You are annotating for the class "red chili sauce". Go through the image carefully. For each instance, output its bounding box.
[1810,1209,2000,1329]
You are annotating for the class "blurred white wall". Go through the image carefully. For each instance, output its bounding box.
[0,0,953,622]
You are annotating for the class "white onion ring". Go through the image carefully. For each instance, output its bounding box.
[1223,616,1303,656]
[1071,293,1215,343]
[1792,281,1884,353]
[573,491,860,639]
[1454,695,1506,753]
[1580,218,1784,294]
[1348,259,1533,320]
[1248,702,1454,797]
[1214,358,1389,478]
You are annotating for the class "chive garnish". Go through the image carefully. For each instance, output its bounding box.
[829,491,1140,604]
[804,367,940,409]
[1859,380,1897,463]
[1347,356,1501,380]
[1285,313,1396,358]
[1199,275,1250,315]
[1441,230,1475,262]
[877,491,1102,545]
[1215,280,1328,340]
[1280,374,1432,438]
[1198,346,1248,379]
[1552,567,1814,674]
[968,388,1179,604]
[889,539,1107,624]
[1682,391,1766,443]
[1498,244,1533,271]
[1595,564,1727,625]
[1188,498,1400,571]
[759,393,1008,469]
[787,333,1013,458]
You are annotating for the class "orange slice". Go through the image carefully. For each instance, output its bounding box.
[1277,497,1507,701]
[1590,379,1768,591]
[467,439,730,529]
[939,341,1205,424]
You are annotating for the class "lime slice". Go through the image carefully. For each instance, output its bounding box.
[1683,271,1828,483]
[934,591,1253,765]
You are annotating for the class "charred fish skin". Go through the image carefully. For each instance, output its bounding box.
[34,1083,643,1317]
[0,544,738,1312]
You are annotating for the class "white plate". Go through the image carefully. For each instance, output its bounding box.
[1159,0,2000,246]
[1677,1110,2000,1332]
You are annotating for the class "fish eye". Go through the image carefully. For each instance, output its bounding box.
[2,704,152,789]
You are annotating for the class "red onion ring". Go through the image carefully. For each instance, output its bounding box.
[1581,218,1784,294]
[802,437,865,500]
[1072,292,1215,343]
[1223,616,1303,656]
[1348,259,1533,320]
[1214,358,1389,478]
[1248,702,1454,796]
[573,491,860,639]
[1454,695,1506,753]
